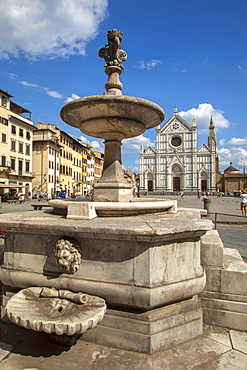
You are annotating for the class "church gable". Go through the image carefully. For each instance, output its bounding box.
[144,146,156,155]
[159,114,192,134]
[198,143,210,153]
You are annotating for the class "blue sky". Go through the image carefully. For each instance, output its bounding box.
[0,0,246,172]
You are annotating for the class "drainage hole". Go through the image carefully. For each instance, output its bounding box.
[58,307,63,312]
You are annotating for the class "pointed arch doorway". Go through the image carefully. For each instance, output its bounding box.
[172,164,182,191]
[200,170,208,191]
[148,180,153,191]
[173,177,180,191]
[146,171,154,191]
[201,180,207,191]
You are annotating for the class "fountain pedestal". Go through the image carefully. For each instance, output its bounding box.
[93,135,132,202]
[0,207,211,353]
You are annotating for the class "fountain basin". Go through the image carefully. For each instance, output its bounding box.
[0,208,210,310]
[60,95,165,140]
[5,287,106,336]
[48,199,177,219]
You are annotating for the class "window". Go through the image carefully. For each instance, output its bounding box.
[26,131,31,140]
[19,128,23,137]
[18,160,23,175]
[26,144,30,155]
[11,158,15,170]
[1,96,7,107]
[2,133,6,142]
[171,136,182,147]
[1,156,6,166]
[25,161,30,172]
[11,140,16,151]
[11,125,16,134]
[19,142,23,153]
[1,117,8,125]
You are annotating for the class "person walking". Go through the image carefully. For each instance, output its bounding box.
[240,190,247,216]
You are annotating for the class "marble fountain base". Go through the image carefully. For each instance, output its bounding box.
[0,204,212,353]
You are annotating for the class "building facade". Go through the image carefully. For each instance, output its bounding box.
[86,150,95,194]
[140,108,218,193]
[0,89,34,198]
[33,123,90,198]
[216,162,247,194]
[32,126,61,197]
[93,151,104,185]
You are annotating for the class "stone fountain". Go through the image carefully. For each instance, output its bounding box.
[50,29,176,219]
[2,29,242,354]
[60,30,164,203]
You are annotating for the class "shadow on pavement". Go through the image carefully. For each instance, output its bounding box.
[0,323,70,358]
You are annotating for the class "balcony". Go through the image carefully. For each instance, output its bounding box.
[0,165,11,174]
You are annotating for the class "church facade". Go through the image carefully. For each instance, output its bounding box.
[140,108,218,193]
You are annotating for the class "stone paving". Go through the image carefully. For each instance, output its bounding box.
[0,196,246,369]
[0,322,246,369]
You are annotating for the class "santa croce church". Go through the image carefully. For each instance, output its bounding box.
[140,107,218,193]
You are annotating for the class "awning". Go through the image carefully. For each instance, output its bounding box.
[0,184,24,188]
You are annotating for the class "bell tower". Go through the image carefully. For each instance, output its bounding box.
[208,115,216,152]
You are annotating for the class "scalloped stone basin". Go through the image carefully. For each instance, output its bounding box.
[6,287,106,336]
[60,95,165,140]
[60,95,165,202]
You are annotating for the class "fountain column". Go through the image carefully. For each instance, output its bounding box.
[92,30,132,201]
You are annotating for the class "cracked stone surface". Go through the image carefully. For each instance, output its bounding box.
[0,324,246,370]
[230,330,247,355]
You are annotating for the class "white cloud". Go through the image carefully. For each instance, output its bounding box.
[217,147,231,157]
[20,80,64,99]
[44,89,64,99]
[179,103,231,133]
[20,81,39,88]
[217,141,247,171]
[0,0,108,60]
[4,72,18,79]
[78,135,104,152]
[225,137,247,146]
[78,135,90,145]
[176,104,247,172]
[65,93,80,103]
[136,59,162,70]
[90,140,103,152]
[122,134,154,153]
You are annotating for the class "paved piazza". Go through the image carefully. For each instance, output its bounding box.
[0,195,246,369]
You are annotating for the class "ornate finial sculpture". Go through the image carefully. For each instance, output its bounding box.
[98,29,127,95]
